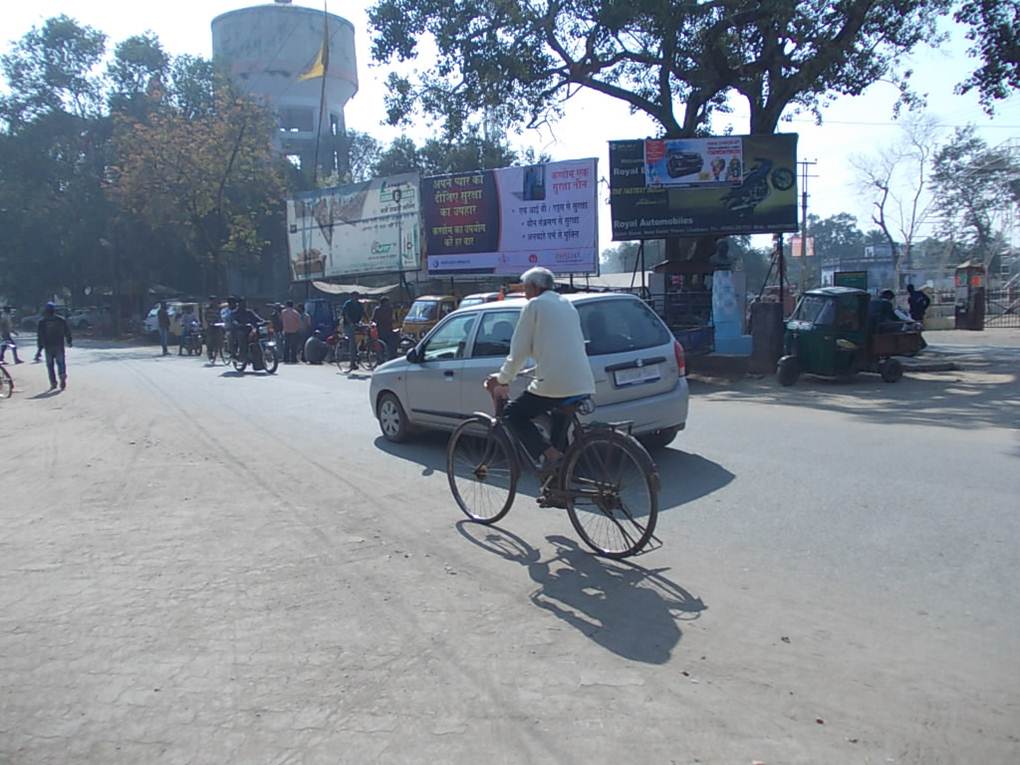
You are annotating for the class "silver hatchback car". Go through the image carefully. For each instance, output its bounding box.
[369,292,689,449]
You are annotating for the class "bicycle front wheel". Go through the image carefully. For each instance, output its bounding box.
[0,365,13,399]
[447,416,519,524]
[563,430,659,558]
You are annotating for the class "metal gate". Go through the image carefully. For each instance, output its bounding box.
[986,287,1020,328]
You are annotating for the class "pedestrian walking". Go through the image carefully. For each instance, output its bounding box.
[0,306,24,364]
[341,292,365,372]
[906,284,931,323]
[157,302,170,355]
[280,300,302,364]
[37,302,72,390]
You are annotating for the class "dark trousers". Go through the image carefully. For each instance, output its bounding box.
[44,347,66,387]
[504,391,571,462]
[284,332,300,363]
[1,333,20,363]
[344,324,359,367]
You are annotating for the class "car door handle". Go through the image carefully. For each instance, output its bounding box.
[444,370,455,378]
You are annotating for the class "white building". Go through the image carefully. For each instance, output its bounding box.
[211,0,358,176]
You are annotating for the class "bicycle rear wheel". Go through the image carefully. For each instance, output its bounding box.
[562,430,659,558]
[447,416,518,523]
[0,365,13,399]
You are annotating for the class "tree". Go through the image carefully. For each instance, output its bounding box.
[600,242,641,274]
[371,131,528,178]
[0,15,106,126]
[369,0,951,267]
[0,16,110,306]
[343,129,383,183]
[808,213,865,265]
[955,0,1020,114]
[931,126,1020,271]
[110,84,285,295]
[852,115,939,279]
[107,33,170,119]
[369,0,950,138]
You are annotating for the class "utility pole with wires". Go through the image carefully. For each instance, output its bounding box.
[798,159,819,290]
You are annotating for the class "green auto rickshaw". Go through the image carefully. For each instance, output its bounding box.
[777,287,924,386]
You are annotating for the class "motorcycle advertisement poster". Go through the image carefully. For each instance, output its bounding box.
[286,173,421,280]
[609,134,798,240]
[643,137,744,188]
[423,158,598,275]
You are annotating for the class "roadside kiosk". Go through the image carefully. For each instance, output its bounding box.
[954,261,986,331]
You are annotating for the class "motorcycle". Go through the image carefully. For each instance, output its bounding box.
[233,322,279,375]
[180,320,203,356]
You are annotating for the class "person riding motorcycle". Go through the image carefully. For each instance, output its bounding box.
[230,298,265,365]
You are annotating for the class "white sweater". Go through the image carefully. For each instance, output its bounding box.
[497,291,596,398]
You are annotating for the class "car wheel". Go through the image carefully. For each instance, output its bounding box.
[639,426,680,451]
[377,392,411,442]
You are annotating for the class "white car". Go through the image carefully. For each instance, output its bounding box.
[369,292,689,450]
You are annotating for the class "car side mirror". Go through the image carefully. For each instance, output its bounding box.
[406,348,420,363]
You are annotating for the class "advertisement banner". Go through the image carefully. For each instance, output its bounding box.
[609,134,798,239]
[287,173,420,280]
[423,158,598,275]
[643,136,743,188]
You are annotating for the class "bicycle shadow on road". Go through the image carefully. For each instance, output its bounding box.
[457,523,706,664]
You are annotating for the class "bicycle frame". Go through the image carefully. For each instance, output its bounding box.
[487,395,657,547]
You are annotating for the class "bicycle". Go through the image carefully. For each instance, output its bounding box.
[334,323,385,372]
[446,390,661,558]
[0,361,12,399]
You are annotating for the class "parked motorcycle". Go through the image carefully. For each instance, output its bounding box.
[233,322,279,374]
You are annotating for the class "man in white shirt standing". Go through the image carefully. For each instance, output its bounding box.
[485,267,595,477]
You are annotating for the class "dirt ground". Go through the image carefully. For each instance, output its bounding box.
[1,338,1018,764]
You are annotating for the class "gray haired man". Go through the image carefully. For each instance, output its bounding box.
[484,267,595,479]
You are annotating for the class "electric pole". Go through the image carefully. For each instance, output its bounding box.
[798,159,818,290]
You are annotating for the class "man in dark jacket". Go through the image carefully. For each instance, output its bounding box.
[907,284,931,322]
[157,302,171,355]
[373,297,395,362]
[340,292,365,371]
[37,303,72,390]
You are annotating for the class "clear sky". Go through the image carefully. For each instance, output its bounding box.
[4,1,1018,251]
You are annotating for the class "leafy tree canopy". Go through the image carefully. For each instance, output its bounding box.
[954,0,1020,113]
[369,0,953,137]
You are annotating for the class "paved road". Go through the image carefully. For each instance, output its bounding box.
[2,342,1018,764]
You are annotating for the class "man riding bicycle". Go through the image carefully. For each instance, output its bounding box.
[485,267,595,482]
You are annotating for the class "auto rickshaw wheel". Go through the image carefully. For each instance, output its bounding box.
[879,358,903,383]
[777,355,801,386]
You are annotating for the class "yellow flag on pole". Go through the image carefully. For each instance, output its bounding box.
[299,12,330,80]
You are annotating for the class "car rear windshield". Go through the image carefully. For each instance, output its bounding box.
[577,299,671,356]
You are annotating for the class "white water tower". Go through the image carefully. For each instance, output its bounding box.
[212,1,358,176]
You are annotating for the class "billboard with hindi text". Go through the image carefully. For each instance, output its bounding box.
[422,158,598,275]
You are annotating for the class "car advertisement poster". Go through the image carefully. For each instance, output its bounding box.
[609,134,798,239]
[423,158,598,275]
[286,173,420,280]
[643,136,744,188]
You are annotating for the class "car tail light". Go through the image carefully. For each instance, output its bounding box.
[673,340,686,377]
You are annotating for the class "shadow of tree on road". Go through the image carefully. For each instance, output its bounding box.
[457,523,706,664]
[692,360,1020,431]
